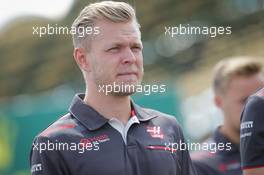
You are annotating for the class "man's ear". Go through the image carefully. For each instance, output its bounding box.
[73,48,91,72]
[214,94,222,108]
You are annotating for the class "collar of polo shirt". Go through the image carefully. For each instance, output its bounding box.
[108,109,139,144]
[69,94,158,141]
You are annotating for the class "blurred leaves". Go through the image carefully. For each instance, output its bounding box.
[0,116,16,172]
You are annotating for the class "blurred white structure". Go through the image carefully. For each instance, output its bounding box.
[182,88,223,141]
[0,0,74,28]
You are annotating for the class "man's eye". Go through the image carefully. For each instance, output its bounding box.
[131,46,142,51]
[108,47,119,52]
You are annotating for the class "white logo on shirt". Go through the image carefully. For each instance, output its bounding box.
[240,121,254,138]
[31,163,42,173]
[147,126,164,139]
[241,121,253,130]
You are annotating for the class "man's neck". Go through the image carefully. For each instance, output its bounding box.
[83,88,132,125]
[219,124,240,145]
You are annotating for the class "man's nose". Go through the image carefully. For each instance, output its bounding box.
[121,48,136,64]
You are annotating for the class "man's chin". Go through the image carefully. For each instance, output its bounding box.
[110,91,136,96]
[108,81,140,96]
[115,79,139,84]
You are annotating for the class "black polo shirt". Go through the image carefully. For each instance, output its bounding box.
[240,87,264,170]
[30,94,197,175]
[192,127,242,175]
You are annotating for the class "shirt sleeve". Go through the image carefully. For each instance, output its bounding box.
[29,136,70,175]
[177,126,198,175]
[240,95,264,169]
[181,147,198,175]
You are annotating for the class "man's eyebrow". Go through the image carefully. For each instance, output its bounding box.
[105,43,123,48]
[105,41,142,47]
[131,42,143,46]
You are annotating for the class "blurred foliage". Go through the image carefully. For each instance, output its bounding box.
[0,116,15,173]
[0,0,264,99]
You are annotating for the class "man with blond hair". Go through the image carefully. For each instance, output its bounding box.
[192,57,264,175]
[29,1,197,175]
[240,86,264,175]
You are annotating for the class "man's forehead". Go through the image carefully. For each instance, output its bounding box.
[94,20,141,40]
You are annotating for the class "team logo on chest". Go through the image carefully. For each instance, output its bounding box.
[146,126,164,139]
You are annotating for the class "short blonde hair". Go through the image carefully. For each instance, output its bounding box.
[213,57,263,94]
[72,1,138,50]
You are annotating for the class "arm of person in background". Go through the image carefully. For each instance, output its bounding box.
[191,153,221,175]
[240,90,264,175]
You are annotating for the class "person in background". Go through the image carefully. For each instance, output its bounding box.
[240,86,264,175]
[192,57,264,175]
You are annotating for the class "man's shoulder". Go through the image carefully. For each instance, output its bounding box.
[243,87,264,120]
[191,136,219,160]
[192,148,229,175]
[34,113,80,140]
[191,136,225,175]
[192,134,241,175]
[249,87,264,101]
[254,87,264,97]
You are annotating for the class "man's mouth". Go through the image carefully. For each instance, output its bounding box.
[117,72,138,77]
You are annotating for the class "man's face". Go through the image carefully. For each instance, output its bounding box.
[217,74,264,133]
[86,19,143,96]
